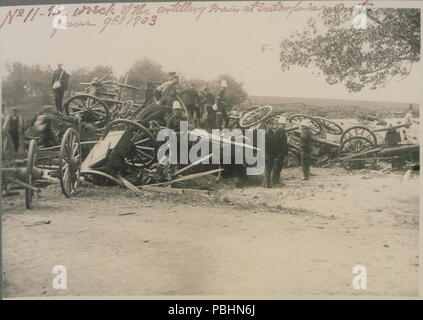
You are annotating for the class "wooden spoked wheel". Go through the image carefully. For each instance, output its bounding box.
[239,106,273,128]
[25,139,38,209]
[59,128,81,197]
[340,126,377,145]
[104,119,156,168]
[338,136,377,170]
[63,94,110,127]
[287,114,322,136]
[314,116,344,135]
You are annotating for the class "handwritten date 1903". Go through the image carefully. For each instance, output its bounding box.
[100,14,157,34]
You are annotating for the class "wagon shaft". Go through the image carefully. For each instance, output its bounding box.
[372,122,412,133]
[2,167,43,181]
[379,144,419,157]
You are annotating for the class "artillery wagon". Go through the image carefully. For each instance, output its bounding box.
[62,74,147,127]
[238,105,419,170]
[2,111,88,208]
[238,106,344,167]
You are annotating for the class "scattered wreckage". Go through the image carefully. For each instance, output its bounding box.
[238,105,419,170]
[3,77,419,209]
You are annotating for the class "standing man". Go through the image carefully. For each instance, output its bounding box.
[141,73,179,126]
[52,63,69,113]
[272,116,289,185]
[215,80,229,129]
[262,119,276,188]
[2,107,24,153]
[159,73,179,110]
[299,121,312,180]
[184,83,201,127]
[201,85,216,131]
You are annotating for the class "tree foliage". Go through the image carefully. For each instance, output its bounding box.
[210,74,248,108]
[280,8,420,92]
[2,62,53,105]
[2,63,115,106]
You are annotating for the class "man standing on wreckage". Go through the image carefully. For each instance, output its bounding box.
[139,72,180,127]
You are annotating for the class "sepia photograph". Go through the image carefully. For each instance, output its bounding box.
[0,0,421,299]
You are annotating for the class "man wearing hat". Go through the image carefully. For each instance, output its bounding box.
[299,120,312,180]
[184,83,201,127]
[272,116,289,185]
[201,85,216,131]
[166,100,187,132]
[140,72,179,126]
[52,63,69,113]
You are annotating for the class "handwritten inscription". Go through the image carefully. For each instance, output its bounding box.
[0,1,374,37]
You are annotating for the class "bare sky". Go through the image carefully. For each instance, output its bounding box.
[1,1,422,104]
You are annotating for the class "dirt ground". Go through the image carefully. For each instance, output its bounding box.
[1,165,419,298]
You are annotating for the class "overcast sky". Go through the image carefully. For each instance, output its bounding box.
[1,1,422,104]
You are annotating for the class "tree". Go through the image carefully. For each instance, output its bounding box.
[210,74,248,108]
[2,62,53,105]
[279,8,420,92]
[122,58,168,101]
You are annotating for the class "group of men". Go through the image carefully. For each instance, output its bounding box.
[51,65,231,133]
[141,71,230,132]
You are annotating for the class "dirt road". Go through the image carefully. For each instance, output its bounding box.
[1,167,419,297]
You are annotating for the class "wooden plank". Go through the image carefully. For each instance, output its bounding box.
[147,168,223,187]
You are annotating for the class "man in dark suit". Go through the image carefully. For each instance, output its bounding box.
[184,83,201,127]
[52,63,69,113]
[262,119,276,188]
[272,116,289,185]
[2,107,24,153]
[201,85,216,131]
[300,122,312,180]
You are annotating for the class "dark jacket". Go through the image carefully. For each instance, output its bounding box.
[166,113,187,132]
[274,128,289,158]
[201,91,216,116]
[184,88,200,106]
[52,69,69,91]
[160,79,178,106]
[202,91,215,106]
[300,128,312,154]
[265,128,277,159]
[216,88,226,111]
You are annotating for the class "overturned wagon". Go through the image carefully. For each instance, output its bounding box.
[62,74,145,127]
